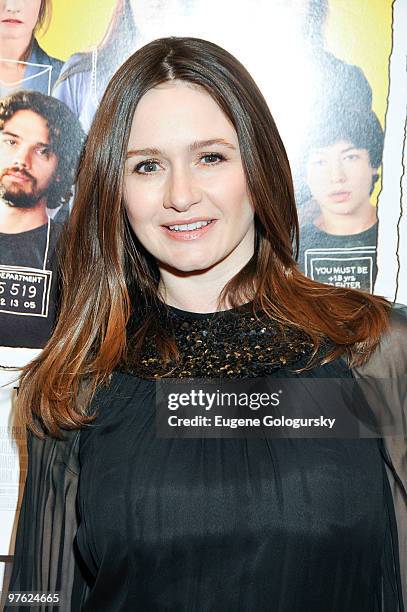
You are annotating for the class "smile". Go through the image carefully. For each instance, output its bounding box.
[162,219,217,241]
[168,220,213,232]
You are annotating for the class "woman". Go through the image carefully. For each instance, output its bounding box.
[7,37,407,611]
[52,0,193,131]
[0,0,62,96]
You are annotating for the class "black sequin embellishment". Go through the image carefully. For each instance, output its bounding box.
[123,305,318,379]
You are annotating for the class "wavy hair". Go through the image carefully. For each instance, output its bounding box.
[0,90,86,206]
[17,37,390,437]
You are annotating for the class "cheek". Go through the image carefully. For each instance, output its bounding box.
[348,166,373,193]
[211,169,251,214]
[26,1,42,29]
[37,160,57,184]
[123,186,157,233]
[306,168,326,196]
[124,204,161,258]
[123,199,143,230]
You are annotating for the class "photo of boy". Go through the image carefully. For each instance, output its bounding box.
[298,107,384,293]
[0,90,84,347]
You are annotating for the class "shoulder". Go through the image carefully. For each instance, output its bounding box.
[354,303,407,379]
[377,303,407,366]
[57,52,93,82]
[374,303,407,357]
[299,223,319,242]
[48,218,64,246]
[298,224,323,260]
[86,371,148,418]
[31,39,63,72]
[52,52,93,115]
[28,424,81,478]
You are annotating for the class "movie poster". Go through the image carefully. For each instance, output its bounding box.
[0,0,405,593]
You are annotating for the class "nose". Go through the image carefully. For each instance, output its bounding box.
[5,0,21,12]
[329,158,346,184]
[164,166,201,211]
[13,146,31,170]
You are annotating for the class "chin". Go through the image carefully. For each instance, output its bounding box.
[164,258,216,275]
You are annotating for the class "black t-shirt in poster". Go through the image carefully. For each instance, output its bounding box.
[298,223,378,293]
[0,219,62,348]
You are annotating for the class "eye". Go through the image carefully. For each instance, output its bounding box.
[36,147,51,158]
[134,159,161,174]
[309,158,325,167]
[343,153,360,162]
[2,138,17,146]
[200,153,226,165]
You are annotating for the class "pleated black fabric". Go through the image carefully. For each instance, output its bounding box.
[7,305,407,611]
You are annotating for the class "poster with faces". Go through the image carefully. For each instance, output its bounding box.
[0,0,84,583]
[0,0,405,590]
[49,0,404,303]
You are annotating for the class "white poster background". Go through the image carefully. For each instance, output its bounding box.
[375,0,406,302]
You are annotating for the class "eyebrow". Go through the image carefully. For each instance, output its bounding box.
[311,145,359,155]
[126,138,237,159]
[1,130,20,139]
[340,146,359,153]
[1,130,50,148]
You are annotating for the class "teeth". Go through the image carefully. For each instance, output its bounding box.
[168,220,212,231]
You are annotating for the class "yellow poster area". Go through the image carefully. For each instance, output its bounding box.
[39,0,392,203]
[39,1,114,62]
[325,0,393,203]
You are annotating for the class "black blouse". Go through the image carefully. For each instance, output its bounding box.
[6,305,407,611]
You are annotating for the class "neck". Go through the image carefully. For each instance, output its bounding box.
[315,201,377,235]
[158,237,254,314]
[0,37,32,62]
[159,272,228,313]
[0,197,48,234]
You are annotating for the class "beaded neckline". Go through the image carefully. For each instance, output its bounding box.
[122,304,320,380]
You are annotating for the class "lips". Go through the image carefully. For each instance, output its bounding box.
[161,218,217,241]
[4,171,32,184]
[167,220,212,232]
[1,19,23,24]
[329,191,351,203]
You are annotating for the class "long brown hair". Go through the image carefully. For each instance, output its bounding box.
[18,36,390,437]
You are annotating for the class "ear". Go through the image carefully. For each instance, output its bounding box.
[369,169,380,195]
[55,175,61,183]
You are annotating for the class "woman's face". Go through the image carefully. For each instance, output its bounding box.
[0,0,42,43]
[306,139,377,218]
[123,81,255,276]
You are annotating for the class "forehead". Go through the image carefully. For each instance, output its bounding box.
[128,81,238,147]
[310,139,365,154]
[2,110,50,142]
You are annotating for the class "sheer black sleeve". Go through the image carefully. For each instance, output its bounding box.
[352,304,407,610]
[3,426,89,611]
